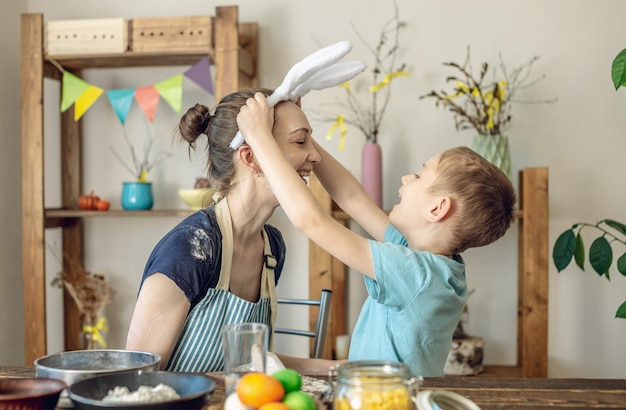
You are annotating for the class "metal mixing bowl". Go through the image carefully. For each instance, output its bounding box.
[67,370,215,410]
[34,350,161,387]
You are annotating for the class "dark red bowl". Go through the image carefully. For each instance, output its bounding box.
[0,377,66,410]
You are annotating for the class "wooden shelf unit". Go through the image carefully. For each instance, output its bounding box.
[20,6,258,365]
[309,167,549,378]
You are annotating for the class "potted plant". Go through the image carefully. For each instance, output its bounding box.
[110,119,171,210]
[420,47,557,180]
[551,48,626,319]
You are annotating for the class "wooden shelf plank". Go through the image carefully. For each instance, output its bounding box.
[45,208,194,218]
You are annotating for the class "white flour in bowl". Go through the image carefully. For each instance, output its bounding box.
[102,383,180,402]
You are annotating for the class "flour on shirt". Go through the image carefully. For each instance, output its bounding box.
[189,228,211,260]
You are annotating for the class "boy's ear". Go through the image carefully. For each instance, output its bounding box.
[428,196,451,222]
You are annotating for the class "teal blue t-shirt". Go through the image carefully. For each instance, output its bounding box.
[348,224,467,377]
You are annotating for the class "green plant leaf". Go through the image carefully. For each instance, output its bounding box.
[589,236,612,277]
[615,301,626,319]
[611,48,626,90]
[617,252,626,276]
[574,232,585,270]
[553,229,576,271]
[603,219,626,236]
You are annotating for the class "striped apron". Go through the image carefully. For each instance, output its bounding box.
[165,199,278,372]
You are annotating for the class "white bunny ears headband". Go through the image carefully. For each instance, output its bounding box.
[229,40,367,149]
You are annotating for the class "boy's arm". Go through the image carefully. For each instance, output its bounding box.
[310,138,389,242]
[237,93,376,279]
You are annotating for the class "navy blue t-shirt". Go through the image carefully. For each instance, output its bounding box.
[140,205,285,309]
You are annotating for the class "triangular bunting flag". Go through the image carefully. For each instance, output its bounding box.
[106,88,135,125]
[184,57,214,95]
[155,74,183,114]
[74,85,104,121]
[134,86,160,122]
[61,71,91,112]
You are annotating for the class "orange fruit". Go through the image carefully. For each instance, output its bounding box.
[272,369,302,393]
[259,403,291,410]
[236,372,285,408]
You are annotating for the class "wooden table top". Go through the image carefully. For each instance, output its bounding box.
[2,365,626,409]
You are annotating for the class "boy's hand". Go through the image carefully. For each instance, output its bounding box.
[236,92,275,145]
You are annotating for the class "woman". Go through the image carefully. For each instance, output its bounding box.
[125,88,335,374]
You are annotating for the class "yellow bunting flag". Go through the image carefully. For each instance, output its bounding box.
[74,85,104,121]
[154,74,184,114]
[369,70,409,93]
[82,317,108,348]
[326,115,347,151]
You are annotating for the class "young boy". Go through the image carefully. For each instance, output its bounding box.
[236,92,517,376]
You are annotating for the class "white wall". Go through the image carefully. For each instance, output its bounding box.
[0,0,25,364]
[2,0,625,378]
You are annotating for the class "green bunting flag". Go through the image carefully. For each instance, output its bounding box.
[154,74,183,114]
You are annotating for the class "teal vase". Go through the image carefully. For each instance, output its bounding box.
[121,182,153,210]
[472,134,512,180]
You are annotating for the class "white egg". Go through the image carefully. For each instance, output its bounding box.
[224,392,251,410]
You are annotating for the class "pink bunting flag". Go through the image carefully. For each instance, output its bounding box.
[134,86,160,122]
[184,57,214,94]
[154,74,183,114]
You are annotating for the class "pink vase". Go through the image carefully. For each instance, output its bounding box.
[361,142,383,208]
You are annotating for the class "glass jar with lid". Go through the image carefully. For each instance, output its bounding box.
[333,361,422,410]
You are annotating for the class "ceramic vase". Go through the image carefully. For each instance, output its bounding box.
[361,142,383,208]
[121,181,154,210]
[472,134,512,180]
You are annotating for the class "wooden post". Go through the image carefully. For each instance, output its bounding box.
[308,174,347,359]
[61,100,84,351]
[21,13,47,365]
[214,6,239,100]
[518,167,549,377]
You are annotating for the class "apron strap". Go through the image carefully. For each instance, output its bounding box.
[213,198,279,347]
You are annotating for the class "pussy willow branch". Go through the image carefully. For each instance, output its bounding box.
[110,118,172,179]
[421,46,557,136]
[310,0,406,144]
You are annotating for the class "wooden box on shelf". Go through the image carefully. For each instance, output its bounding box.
[129,16,212,52]
[44,18,128,55]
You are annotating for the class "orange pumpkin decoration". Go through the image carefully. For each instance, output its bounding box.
[78,191,100,210]
[96,198,110,211]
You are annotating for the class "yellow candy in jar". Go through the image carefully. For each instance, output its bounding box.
[333,361,420,410]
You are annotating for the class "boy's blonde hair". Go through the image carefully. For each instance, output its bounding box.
[429,146,517,254]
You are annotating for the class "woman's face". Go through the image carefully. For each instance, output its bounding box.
[271,101,321,180]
